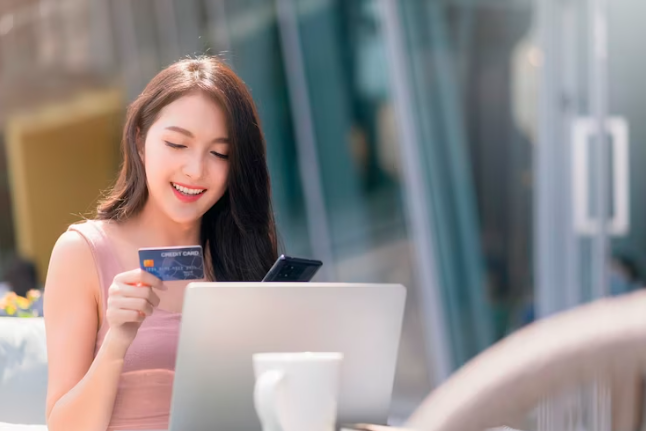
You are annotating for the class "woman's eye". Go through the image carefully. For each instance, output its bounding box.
[211,151,229,160]
[165,141,186,149]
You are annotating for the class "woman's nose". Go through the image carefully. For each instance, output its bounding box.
[182,152,205,179]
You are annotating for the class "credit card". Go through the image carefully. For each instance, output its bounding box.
[138,245,205,281]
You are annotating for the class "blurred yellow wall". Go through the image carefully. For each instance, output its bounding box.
[4,89,123,284]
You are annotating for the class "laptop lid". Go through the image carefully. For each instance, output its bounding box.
[168,282,406,431]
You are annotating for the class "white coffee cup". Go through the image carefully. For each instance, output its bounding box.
[253,352,343,431]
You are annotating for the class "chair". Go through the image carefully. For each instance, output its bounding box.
[371,290,646,431]
[0,317,48,428]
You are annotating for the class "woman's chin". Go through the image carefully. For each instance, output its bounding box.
[163,209,206,227]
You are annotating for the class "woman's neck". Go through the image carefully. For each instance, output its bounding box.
[123,199,202,247]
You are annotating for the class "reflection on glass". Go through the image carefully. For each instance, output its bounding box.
[212,0,314,257]
[292,0,429,416]
[607,0,646,298]
[399,0,535,366]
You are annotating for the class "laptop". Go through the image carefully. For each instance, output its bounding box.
[167,282,406,431]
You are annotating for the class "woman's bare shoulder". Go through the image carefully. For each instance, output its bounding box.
[45,229,101,299]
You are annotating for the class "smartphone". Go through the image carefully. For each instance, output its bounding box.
[262,255,323,282]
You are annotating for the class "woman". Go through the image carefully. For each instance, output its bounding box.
[43,57,278,431]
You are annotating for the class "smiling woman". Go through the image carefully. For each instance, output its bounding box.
[97,58,277,281]
[136,92,231,225]
[42,56,278,431]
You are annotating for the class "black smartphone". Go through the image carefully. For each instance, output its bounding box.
[262,255,323,282]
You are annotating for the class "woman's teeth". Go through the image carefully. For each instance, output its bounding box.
[172,183,206,196]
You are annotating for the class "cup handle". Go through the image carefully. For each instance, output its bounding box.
[254,370,286,431]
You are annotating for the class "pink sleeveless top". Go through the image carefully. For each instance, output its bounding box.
[68,220,181,431]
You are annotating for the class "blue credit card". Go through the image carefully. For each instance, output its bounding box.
[138,246,205,281]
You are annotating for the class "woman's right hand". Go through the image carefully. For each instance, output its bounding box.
[105,268,165,351]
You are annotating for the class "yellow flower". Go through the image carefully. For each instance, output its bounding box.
[5,304,16,316]
[0,291,40,317]
[15,296,30,309]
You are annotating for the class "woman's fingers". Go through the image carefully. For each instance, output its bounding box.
[114,268,166,290]
[108,282,161,308]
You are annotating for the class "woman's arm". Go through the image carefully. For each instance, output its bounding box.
[44,231,126,431]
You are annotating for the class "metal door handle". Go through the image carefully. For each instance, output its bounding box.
[572,117,629,236]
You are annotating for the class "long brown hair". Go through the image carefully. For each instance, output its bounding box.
[97,56,278,281]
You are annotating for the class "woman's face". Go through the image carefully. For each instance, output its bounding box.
[142,92,230,225]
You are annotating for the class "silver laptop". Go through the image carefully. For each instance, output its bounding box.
[168,282,406,431]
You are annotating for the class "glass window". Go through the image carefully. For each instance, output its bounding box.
[398,0,535,365]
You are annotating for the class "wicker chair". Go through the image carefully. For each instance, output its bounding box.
[357,290,646,431]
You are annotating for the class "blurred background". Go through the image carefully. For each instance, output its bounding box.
[0,0,642,422]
